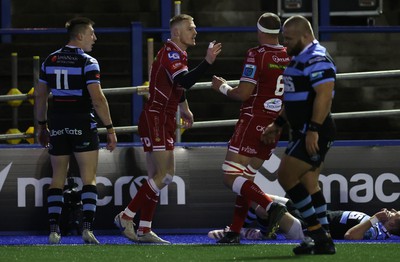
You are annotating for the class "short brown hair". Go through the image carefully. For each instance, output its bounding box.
[65,17,95,40]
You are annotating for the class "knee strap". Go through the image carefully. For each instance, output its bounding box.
[244,164,258,177]
[162,173,174,185]
[222,160,245,176]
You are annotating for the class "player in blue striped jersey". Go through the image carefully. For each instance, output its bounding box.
[208,202,400,241]
[35,17,117,245]
[339,209,400,240]
[261,15,336,255]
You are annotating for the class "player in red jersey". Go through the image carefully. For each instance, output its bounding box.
[114,14,222,243]
[210,12,290,243]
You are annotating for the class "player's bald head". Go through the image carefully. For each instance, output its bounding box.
[283,15,314,37]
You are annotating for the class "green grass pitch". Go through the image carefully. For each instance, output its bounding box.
[1,243,399,262]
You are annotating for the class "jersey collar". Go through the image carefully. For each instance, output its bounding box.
[298,39,319,56]
[167,39,187,55]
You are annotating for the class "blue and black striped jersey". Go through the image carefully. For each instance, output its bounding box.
[283,40,336,132]
[39,46,101,114]
[328,210,391,240]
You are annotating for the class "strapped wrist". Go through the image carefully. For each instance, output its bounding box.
[107,128,115,134]
[38,120,47,125]
[370,216,379,225]
[219,83,232,96]
[308,121,322,132]
[105,124,115,134]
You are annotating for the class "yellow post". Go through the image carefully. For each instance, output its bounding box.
[147,38,154,79]
[33,56,40,88]
[174,1,181,15]
[6,88,23,107]
[10,53,20,129]
[27,87,35,105]
[33,55,40,144]
[25,126,35,144]
[6,128,22,144]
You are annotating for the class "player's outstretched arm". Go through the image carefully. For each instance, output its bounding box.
[344,210,388,240]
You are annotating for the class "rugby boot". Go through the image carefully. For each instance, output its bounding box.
[293,227,336,255]
[314,236,336,254]
[265,202,287,239]
[293,236,315,255]
[137,231,171,244]
[311,229,336,254]
[114,211,138,241]
[48,232,61,244]
[217,231,240,244]
[208,226,231,240]
[82,229,100,244]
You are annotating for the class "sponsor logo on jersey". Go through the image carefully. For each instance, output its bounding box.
[256,125,266,132]
[268,63,287,70]
[50,128,83,136]
[168,51,180,61]
[272,55,290,63]
[57,55,78,61]
[246,57,255,63]
[242,64,256,78]
[263,98,283,112]
[53,54,80,65]
[241,146,257,155]
[310,70,324,81]
[309,56,326,64]
[172,62,182,69]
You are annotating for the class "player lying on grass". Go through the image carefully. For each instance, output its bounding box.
[208,194,400,240]
[209,194,303,240]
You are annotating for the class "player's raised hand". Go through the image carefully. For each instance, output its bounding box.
[205,41,222,64]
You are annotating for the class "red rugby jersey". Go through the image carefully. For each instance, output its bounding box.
[144,40,188,115]
[239,44,290,118]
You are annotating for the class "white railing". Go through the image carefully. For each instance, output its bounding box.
[1,69,400,141]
